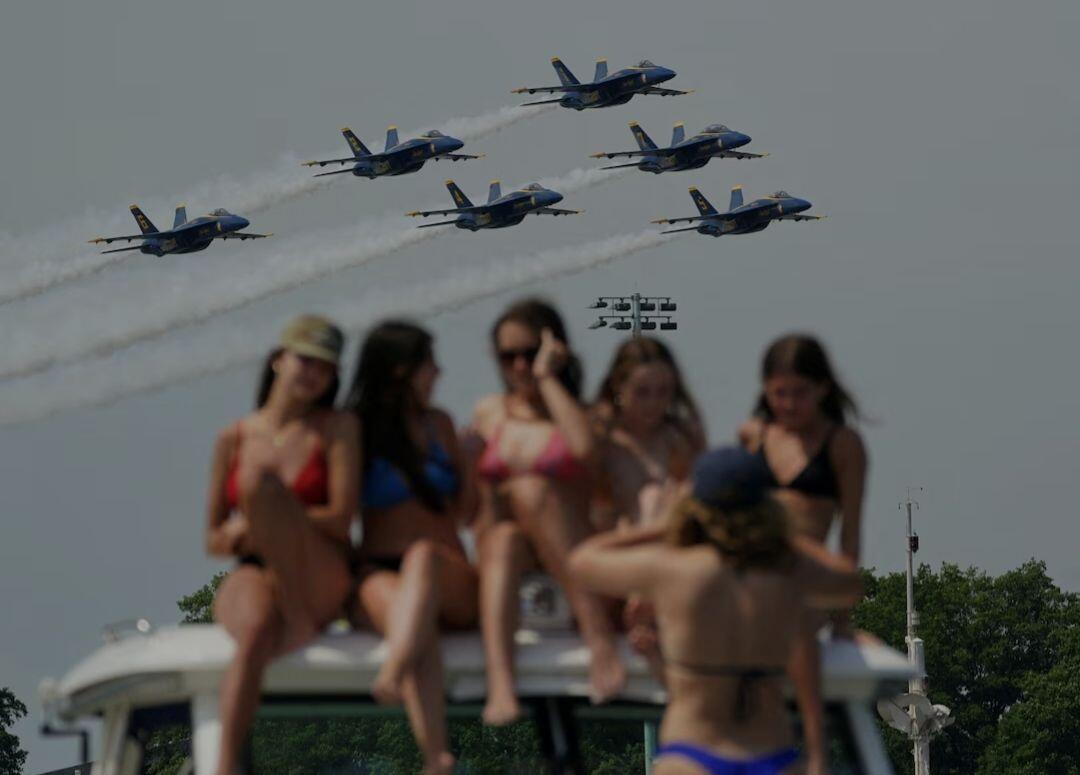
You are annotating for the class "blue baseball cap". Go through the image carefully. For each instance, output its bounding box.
[691,446,771,510]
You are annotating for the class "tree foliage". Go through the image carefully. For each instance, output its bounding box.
[0,687,29,775]
[852,560,1078,775]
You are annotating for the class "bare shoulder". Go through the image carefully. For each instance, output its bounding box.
[831,425,867,464]
[214,417,247,456]
[318,409,359,444]
[471,393,504,432]
[737,417,765,451]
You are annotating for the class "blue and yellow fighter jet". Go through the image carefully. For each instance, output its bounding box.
[590,122,767,173]
[652,186,824,236]
[302,126,481,178]
[88,205,269,256]
[406,180,580,231]
[512,58,690,110]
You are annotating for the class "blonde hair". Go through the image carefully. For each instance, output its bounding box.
[665,494,793,572]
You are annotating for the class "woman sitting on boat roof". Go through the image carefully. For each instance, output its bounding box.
[569,446,863,775]
[467,297,625,725]
[204,314,358,775]
[347,321,478,775]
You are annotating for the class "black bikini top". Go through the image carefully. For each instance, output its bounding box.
[756,424,840,500]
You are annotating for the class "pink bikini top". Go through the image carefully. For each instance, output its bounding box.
[477,423,590,482]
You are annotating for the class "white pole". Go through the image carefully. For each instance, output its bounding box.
[631,293,642,337]
[903,490,930,775]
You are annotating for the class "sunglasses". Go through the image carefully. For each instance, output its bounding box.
[497,346,540,366]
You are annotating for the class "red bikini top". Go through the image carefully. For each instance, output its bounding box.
[477,422,589,482]
[223,424,330,510]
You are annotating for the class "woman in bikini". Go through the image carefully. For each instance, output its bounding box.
[592,336,706,530]
[468,297,624,725]
[569,446,863,775]
[737,334,868,775]
[346,321,478,775]
[206,315,358,775]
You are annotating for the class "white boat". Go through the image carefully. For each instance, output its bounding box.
[41,622,912,774]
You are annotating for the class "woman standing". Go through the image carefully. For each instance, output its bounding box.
[347,321,478,775]
[569,447,863,775]
[738,333,869,774]
[470,298,624,725]
[206,315,358,775]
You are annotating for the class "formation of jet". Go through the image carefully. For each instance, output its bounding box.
[513,58,690,110]
[406,180,580,231]
[302,126,481,179]
[652,186,824,236]
[591,121,767,173]
[88,205,269,256]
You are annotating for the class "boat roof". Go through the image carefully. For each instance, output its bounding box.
[44,625,913,722]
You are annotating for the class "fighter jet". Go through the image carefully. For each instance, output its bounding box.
[406,180,580,231]
[88,205,269,256]
[512,57,690,110]
[590,121,767,173]
[652,186,824,236]
[302,126,481,178]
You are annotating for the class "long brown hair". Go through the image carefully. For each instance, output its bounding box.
[754,334,858,424]
[666,495,792,572]
[255,348,339,409]
[491,297,583,399]
[595,336,703,441]
[345,321,445,513]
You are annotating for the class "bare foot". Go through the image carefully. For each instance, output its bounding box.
[371,658,407,705]
[588,641,627,704]
[482,688,521,726]
[424,751,456,775]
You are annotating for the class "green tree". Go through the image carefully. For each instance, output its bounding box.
[177,572,225,624]
[0,687,29,775]
[853,560,1078,775]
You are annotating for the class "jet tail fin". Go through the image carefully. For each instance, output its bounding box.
[551,57,580,86]
[629,122,658,151]
[594,59,608,81]
[342,128,371,157]
[729,185,744,210]
[671,123,686,146]
[445,180,474,208]
[487,180,502,203]
[385,125,399,151]
[173,205,187,228]
[690,188,719,216]
[129,205,159,234]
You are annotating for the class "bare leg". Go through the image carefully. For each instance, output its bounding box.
[400,639,456,775]
[789,632,825,775]
[514,491,626,703]
[477,521,534,725]
[213,568,284,775]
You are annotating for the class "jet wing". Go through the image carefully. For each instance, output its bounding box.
[776,214,825,221]
[433,153,485,161]
[640,86,693,96]
[650,215,705,225]
[88,232,166,245]
[301,157,360,168]
[719,150,769,160]
[590,147,678,159]
[406,207,484,217]
[511,85,582,95]
[221,232,272,240]
[532,207,582,216]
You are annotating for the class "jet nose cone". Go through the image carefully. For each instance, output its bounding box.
[655,67,675,82]
[235,216,250,230]
[732,132,752,148]
[793,199,811,212]
[546,191,564,206]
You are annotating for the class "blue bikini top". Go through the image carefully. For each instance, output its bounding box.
[362,438,459,510]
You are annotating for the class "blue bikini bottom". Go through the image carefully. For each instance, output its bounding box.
[655,742,800,775]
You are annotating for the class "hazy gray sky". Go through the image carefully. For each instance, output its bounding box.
[2,0,1078,770]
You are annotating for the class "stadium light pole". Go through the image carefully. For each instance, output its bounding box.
[588,294,678,336]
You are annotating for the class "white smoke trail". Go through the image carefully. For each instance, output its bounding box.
[0,104,554,305]
[0,165,626,380]
[0,229,671,424]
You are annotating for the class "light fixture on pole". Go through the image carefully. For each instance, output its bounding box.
[588,293,678,335]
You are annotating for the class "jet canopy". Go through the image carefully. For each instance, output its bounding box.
[521,183,545,191]
[636,59,656,67]
[771,191,791,199]
[210,208,234,216]
[419,130,445,138]
[703,124,730,133]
